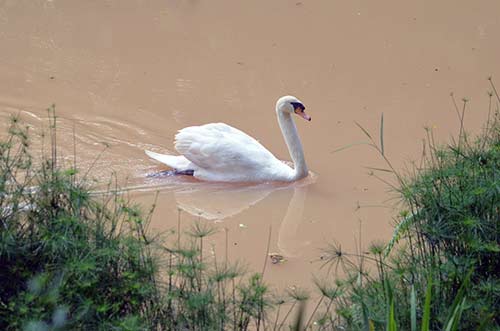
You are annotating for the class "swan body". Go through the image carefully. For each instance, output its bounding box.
[145,96,311,182]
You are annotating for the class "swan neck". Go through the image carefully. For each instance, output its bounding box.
[276,110,308,180]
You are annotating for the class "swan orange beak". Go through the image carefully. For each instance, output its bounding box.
[294,108,311,121]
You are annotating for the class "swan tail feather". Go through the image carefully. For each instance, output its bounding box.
[145,150,192,170]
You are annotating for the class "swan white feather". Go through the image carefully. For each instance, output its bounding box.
[145,96,311,182]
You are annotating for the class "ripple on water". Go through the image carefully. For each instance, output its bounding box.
[0,101,173,189]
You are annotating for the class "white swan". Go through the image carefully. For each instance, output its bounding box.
[145,95,311,182]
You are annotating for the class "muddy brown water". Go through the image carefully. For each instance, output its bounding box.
[1,0,499,291]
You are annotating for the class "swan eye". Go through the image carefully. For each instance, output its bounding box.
[291,102,305,112]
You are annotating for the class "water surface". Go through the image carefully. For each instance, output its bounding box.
[1,0,499,288]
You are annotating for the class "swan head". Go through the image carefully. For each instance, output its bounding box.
[276,95,311,121]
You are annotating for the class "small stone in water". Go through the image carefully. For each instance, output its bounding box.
[269,253,285,264]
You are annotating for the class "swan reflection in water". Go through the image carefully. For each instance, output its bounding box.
[169,174,315,257]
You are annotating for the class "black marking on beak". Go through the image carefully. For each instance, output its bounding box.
[291,102,305,111]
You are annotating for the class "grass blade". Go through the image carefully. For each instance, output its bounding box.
[364,166,393,173]
[389,298,397,331]
[444,297,466,331]
[410,285,416,331]
[331,141,370,154]
[443,269,472,331]
[380,113,385,156]
[421,277,432,331]
[384,279,397,331]
[355,121,373,140]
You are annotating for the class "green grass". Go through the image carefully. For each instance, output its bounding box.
[0,113,160,330]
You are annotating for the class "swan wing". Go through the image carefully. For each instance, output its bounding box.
[174,123,280,172]
[144,150,192,170]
